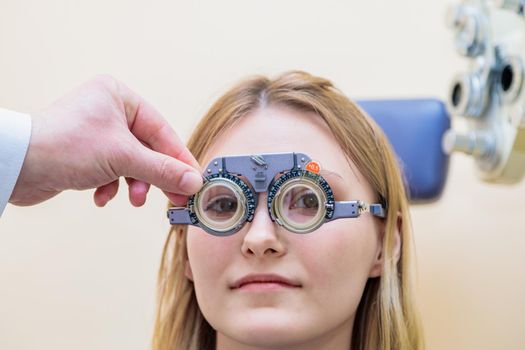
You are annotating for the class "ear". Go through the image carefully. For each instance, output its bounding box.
[368,212,402,278]
[184,258,194,282]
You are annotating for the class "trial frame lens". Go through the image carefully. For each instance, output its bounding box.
[272,176,328,233]
[194,178,247,233]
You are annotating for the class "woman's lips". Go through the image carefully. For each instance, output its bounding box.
[231,273,302,291]
[236,281,300,291]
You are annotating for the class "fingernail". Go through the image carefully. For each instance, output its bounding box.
[179,171,203,195]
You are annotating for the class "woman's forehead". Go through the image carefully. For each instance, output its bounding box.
[198,105,375,198]
[201,106,340,166]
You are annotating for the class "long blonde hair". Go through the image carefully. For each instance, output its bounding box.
[153,71,423,350]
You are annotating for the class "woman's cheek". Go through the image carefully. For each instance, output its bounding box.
[187,229,237,284]
[294,221,376,289]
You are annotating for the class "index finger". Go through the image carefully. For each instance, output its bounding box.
[116,81,200,170]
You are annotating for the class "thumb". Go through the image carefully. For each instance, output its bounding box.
[123,145,203,195]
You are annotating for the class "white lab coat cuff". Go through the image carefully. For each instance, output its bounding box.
[0,108,32,217]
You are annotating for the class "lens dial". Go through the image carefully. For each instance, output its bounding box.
[268,170,335,233]
[189,173,256,236]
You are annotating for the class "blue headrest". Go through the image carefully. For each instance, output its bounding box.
[357,99,450,203]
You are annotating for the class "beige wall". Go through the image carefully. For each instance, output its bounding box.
[0,0,524,349]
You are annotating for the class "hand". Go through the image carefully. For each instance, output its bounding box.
[9,75,203,207]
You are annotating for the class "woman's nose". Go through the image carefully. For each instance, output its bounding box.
[240,194,286,258]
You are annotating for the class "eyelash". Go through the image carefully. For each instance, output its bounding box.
[205,195,237,212]
[204,192,318,212]
[289,189,317,209]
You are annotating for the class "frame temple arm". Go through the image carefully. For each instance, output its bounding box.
[167,208,194,225]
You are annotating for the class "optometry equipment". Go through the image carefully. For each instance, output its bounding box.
[167,152,386,236]
[444,0,525,183]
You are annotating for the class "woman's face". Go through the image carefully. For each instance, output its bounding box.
[186,105,384,349]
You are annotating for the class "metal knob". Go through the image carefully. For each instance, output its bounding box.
[447,4,487,57]
[442,129,496,158]
[448,72,489,118]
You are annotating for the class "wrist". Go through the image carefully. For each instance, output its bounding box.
[10,112,61,205]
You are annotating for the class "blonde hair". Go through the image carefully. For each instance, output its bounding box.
[153,71,423,350]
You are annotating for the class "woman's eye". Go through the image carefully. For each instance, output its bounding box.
[290,192,319,210]
[205,196,237,212]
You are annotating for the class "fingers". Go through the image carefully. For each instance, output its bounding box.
[164,191,190,207]
[121,145,203,195]
[125,178,151,207]
[94,77,203,203]
[116,81,201,170]
[94,179,119,207]
[94,178,152,207]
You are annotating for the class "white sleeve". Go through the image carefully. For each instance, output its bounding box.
[0,108,32,217]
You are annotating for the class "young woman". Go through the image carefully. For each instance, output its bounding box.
[153,71,423,350]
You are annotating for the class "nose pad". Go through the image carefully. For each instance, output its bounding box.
[241,193,286,258]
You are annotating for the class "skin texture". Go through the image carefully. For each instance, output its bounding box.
[9,75,203,208]
[185,105,389,350]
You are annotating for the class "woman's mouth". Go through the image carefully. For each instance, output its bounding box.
[231,273,302,291]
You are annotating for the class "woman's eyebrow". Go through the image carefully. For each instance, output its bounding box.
[319,169,344,180]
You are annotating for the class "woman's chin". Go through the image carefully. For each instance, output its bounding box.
[220,308,311,347]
